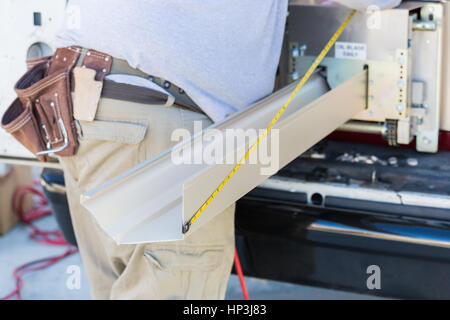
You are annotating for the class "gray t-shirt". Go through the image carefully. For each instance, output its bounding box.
[56,0,289,122]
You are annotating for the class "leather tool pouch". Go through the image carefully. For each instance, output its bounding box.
[1,47,83,162]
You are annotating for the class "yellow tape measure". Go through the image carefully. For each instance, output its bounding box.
[182,10,357,234]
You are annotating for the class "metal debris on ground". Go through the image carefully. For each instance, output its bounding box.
[406,157,419,166]
[336,152,388,166]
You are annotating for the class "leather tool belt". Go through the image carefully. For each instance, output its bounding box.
[1,46,202,162]
[1,47,87,162]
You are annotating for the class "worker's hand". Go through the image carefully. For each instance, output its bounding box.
[333,0,401,11]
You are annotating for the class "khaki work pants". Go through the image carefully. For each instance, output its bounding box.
[59,97,235,299]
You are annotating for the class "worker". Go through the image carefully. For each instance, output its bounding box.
[54,0,401,299]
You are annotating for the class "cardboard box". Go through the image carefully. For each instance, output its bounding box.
[0,164,33,235]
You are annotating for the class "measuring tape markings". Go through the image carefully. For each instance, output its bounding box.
[183,10,357,233]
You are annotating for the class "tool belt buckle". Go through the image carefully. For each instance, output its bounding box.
[36,118,69,156]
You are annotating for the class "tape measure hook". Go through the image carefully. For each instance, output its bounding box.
[182,222,190,234]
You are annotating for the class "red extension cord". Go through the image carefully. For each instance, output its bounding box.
[0,182,78,300]
[234,248,250,300]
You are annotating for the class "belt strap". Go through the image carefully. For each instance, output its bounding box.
[74,48,203,113]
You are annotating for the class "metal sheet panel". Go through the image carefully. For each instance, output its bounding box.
[184,71,367,235]
[285,4,411,122]
[412,3,444,152]
[287,5,410,61]
[81,71,366,244]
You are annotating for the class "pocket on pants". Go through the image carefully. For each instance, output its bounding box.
[143,244,229,299]
[71,119,149,191]
[143,244,224,271]
[77,119,147,144]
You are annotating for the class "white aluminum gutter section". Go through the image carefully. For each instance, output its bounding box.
[81,71,367,244]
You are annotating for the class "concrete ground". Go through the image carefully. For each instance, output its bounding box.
[0,213,381,300]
